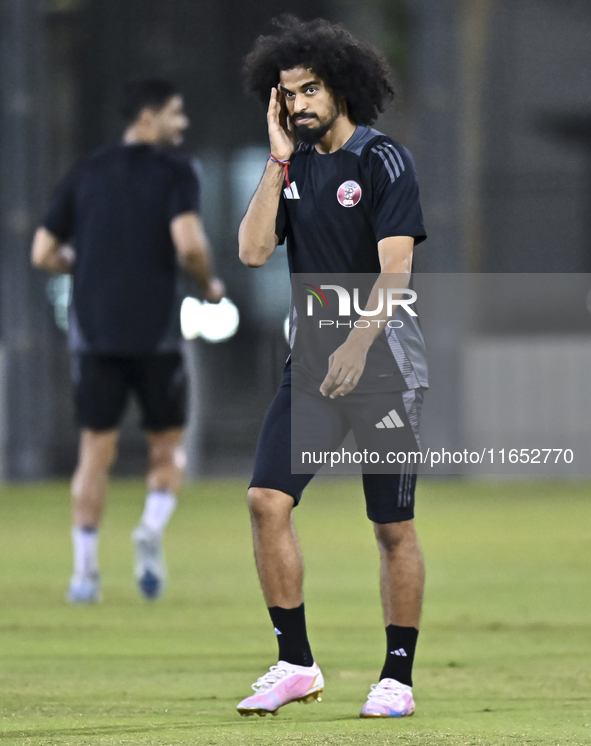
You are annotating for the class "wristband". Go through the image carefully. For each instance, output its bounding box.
[269,153,291,190]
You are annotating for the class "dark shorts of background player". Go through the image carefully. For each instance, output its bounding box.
[72,353,187,431]
[250,365,425,524]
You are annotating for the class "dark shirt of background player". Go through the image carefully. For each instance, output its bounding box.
[43,123,204,354]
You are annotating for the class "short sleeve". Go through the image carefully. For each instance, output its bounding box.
[43,168,78,241]
[168,160,201,221]
[275,196,287,245]
[368,140,427,245]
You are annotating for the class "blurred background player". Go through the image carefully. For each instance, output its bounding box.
[237,17,426,719]
[31,78,225,604]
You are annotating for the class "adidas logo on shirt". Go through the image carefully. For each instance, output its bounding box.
[390,648,408,657]
[375,409,405,429]
[274,627,282,636]
[283,181,300,200]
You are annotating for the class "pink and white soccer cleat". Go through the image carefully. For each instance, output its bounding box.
[236,661,324,716]
[359,678,415,718]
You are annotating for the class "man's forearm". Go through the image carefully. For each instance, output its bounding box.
[238,161,284,267]
[318,269,412,398]
[345,271,412,353]
[179,246,212,291]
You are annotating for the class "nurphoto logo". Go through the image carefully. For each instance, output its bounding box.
[303,283,417,330]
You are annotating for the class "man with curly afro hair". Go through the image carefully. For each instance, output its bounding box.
[237,16,428,720]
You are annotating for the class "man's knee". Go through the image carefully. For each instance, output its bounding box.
[147,430,185,470]
[247,487,294,522]
[149,441,174,468]
[374,519,418,553]
[77,429,119,471]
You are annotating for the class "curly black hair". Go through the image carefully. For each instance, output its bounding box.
[243,16,395,126]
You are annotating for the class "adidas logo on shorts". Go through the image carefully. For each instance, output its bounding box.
[375,409,405,429]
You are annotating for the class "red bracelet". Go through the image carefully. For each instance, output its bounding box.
[269,153,291,190]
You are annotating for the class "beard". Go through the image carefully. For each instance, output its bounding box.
[293,109,339,145]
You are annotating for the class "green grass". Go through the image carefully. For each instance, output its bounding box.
[1,477,590,745]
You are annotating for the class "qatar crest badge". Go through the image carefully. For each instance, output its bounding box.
[337,180,362,208]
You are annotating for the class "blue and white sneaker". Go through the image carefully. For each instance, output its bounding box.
[67,572,101,604]
[132,525,166,600]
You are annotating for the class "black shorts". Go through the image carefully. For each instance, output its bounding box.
[72,353,187,431]
[250,366,425,524]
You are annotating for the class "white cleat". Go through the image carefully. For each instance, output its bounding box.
[236,661,324,717]
[359,678,415,718]
[132,524,166,600]
[67,572,101,604]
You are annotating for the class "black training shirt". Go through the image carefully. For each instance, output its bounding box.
[277,126,428,394]
[276,126,426,273]
[43,143,200,354]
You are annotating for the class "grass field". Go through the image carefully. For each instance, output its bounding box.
[1,478,590,746]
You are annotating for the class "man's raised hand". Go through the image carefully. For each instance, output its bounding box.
[267,87,296,162]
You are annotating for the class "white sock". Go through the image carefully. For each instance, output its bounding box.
[72,526,99,577]
[140,491,177,534]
